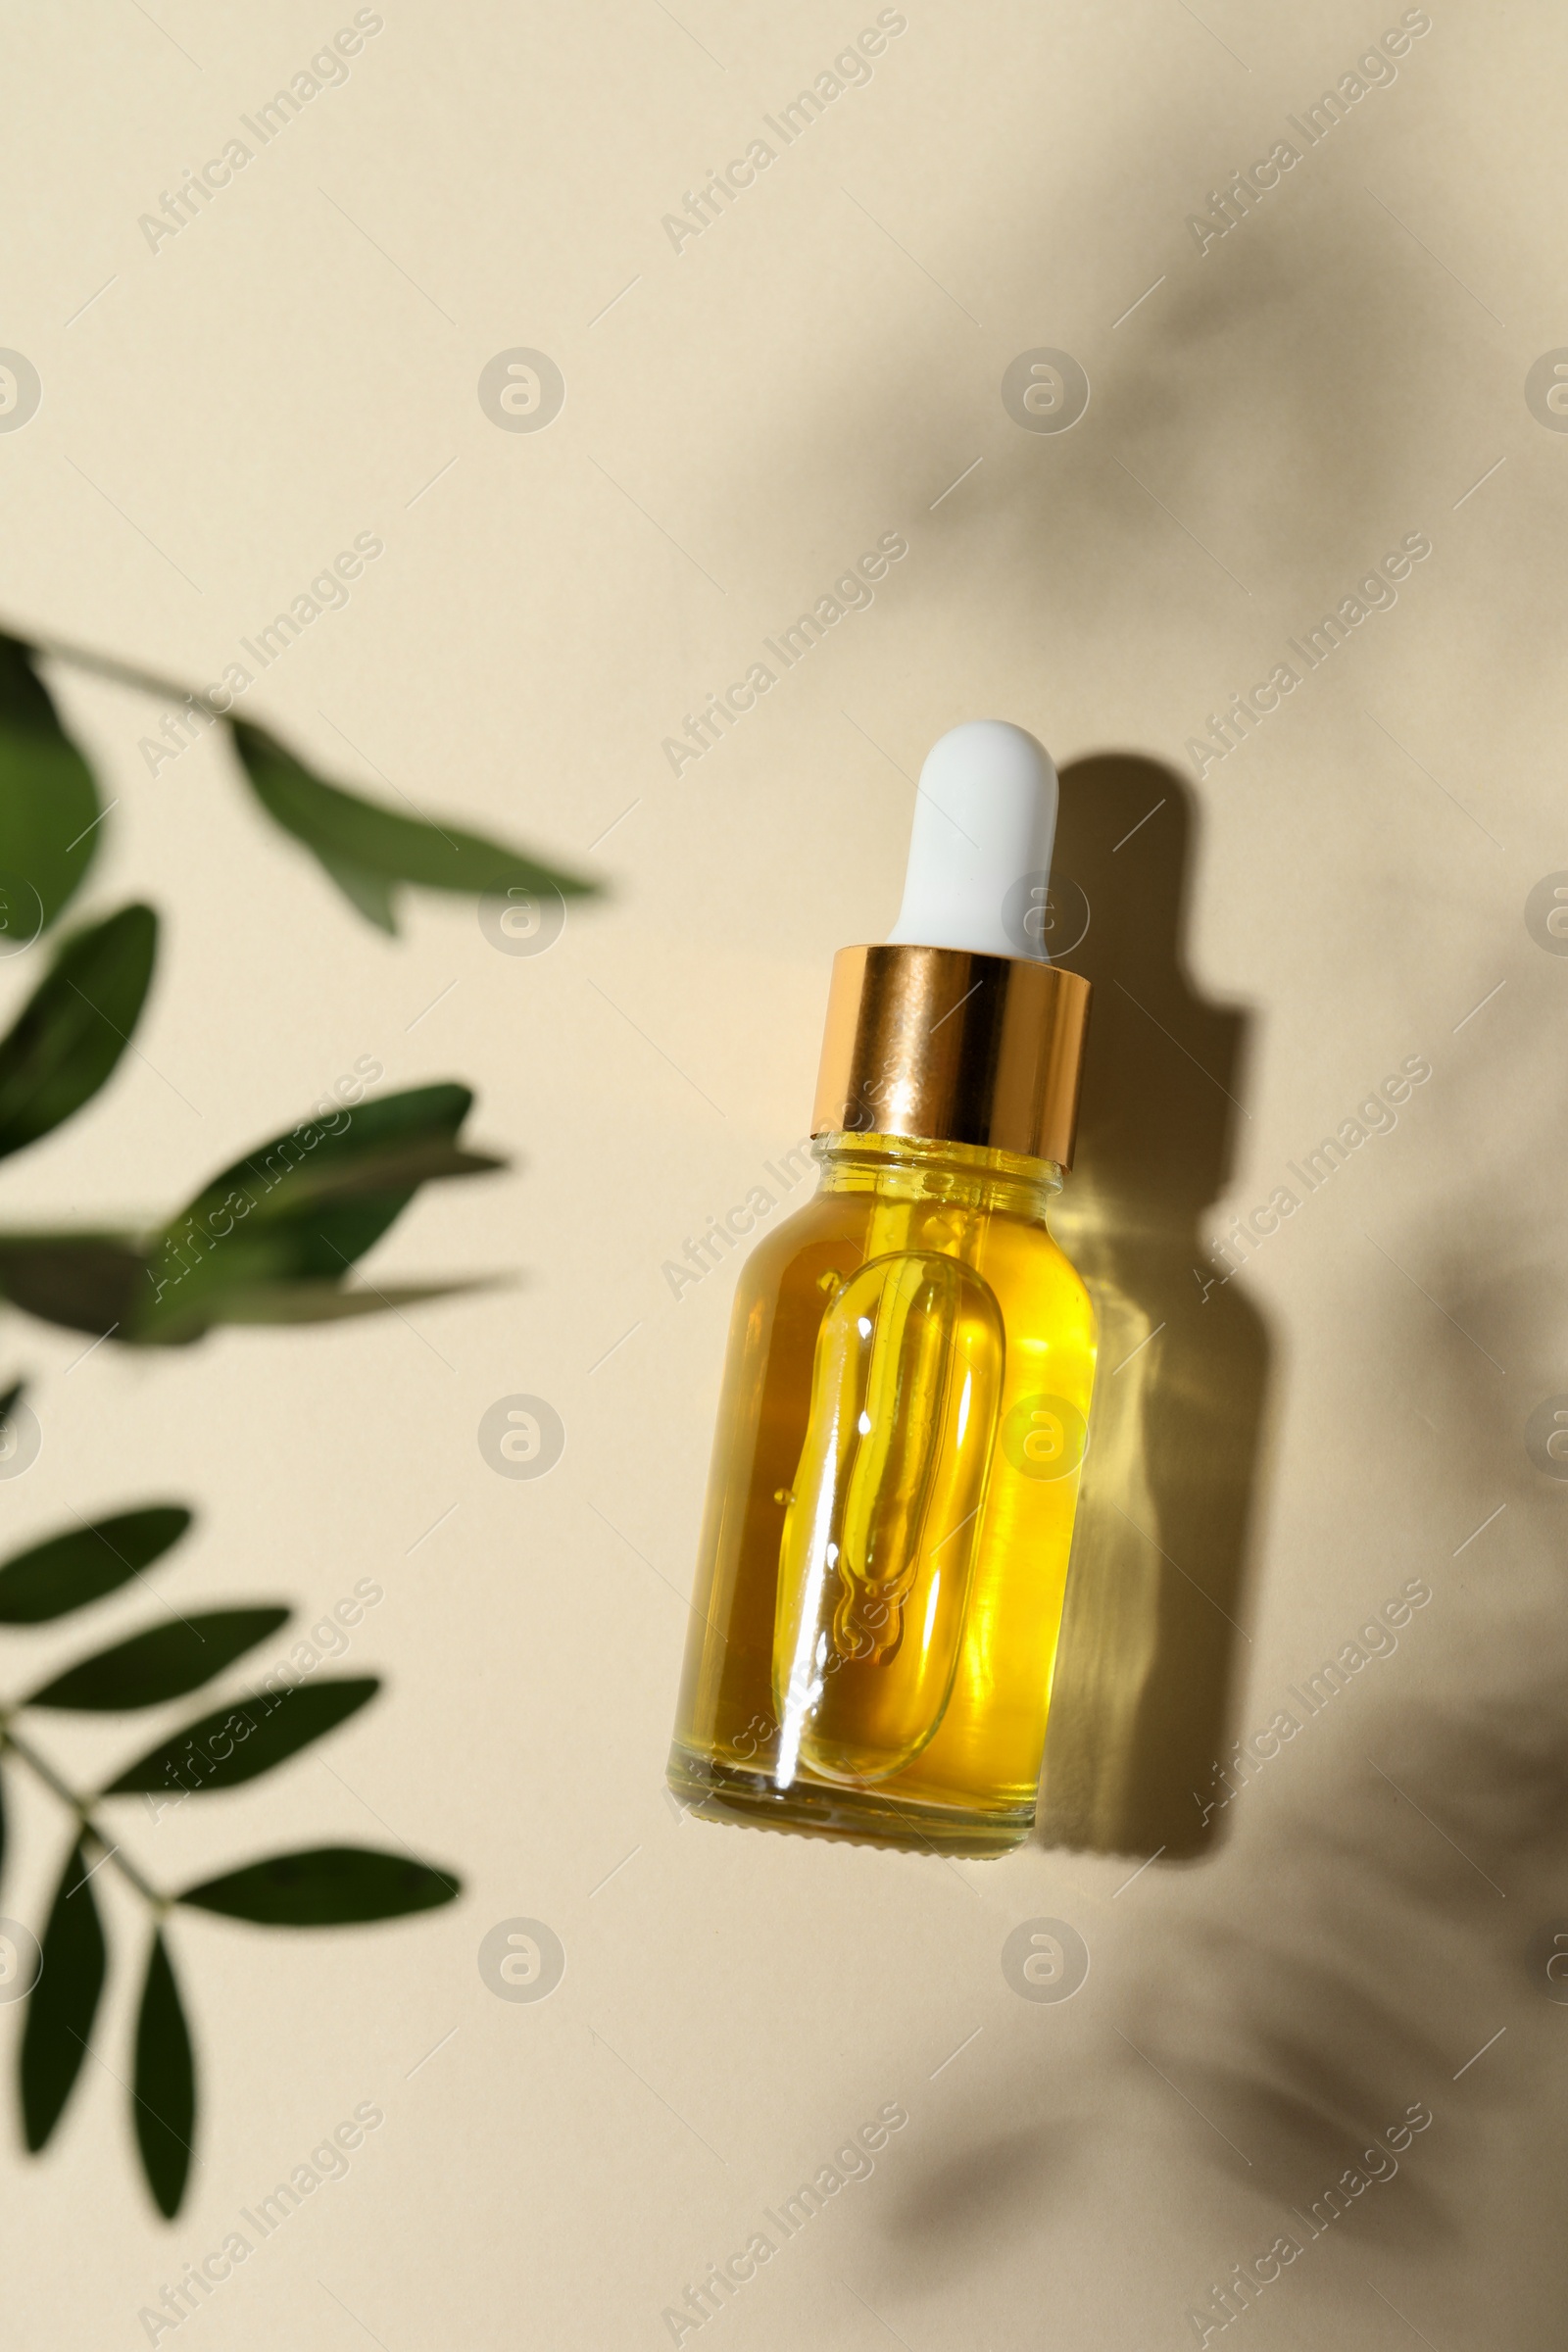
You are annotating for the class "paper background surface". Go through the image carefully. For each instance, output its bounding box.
[3,3,1564,2343]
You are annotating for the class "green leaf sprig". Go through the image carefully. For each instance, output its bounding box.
[0,902,508,1340]
[1,626,597,937]
[0,1492,458,2218]
[0,619,561,2220]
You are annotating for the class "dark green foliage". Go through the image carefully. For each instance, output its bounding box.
[181,1846,460,1926]
[0,1506,192,1624]
[106,1678,379,1793]
[26,1608,288,1710]
[132,1932,196,2218]
[0,635,101,937]
[0,625,496,2221]
[0,1082,506,1344]
[232,718,594,933]
[0,905,157,1161]
[20,1840,107,2150]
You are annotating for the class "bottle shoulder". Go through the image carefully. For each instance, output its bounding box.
[729,1187,861,1296]
[1038,1216,1093,1304]
[732,1180,1094,1334]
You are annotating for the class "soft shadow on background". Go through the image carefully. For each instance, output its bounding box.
[878,1670,1551,2305]
[875,808,1568,2324]
[1037,752,1270,1860]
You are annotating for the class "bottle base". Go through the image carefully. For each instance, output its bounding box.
[665,1743,1034,1858]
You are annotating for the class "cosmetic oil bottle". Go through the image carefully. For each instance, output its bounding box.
[666,721,1097,1855]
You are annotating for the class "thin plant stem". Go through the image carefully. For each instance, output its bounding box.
[0,1722,168,1911]
[26,630,205,714]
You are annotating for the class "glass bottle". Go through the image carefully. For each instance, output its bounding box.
[666,722,1096,1855]
[668,1125,1096,1852]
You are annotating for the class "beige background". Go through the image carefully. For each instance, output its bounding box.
[4,0,1566,2343]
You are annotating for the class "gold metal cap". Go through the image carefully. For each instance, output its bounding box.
[810,944,1092,1168]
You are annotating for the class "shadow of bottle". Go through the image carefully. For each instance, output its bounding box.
[1036,752,1271,1861]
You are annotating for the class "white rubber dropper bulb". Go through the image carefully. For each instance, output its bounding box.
[886,719,1060,961]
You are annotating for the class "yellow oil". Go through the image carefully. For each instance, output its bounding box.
[667,1131,1098,1854]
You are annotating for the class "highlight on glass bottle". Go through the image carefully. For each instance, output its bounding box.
[666,720,1097,1855]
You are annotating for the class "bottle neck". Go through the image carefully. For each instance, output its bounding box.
[812,1129,1062,1221]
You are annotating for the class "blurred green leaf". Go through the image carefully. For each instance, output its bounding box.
[20,1838,107,2150]
[132,1931,196,2218]
[154,1276,494,1333]
[0,1230,492,1348]
[312,849,397,934]
[0,1232,144,1336]
[26,1607,288,1711]
[178,1081,488,1259]
[226,1135,505,1210]
[103,1677,379,1794]
[0,1505,192,1624]
[0,905,158,1161]
[130,1082,504,1344]
[0,1085,505,1345]
[0,1381,25,1515]
[230,718,595,932]
[0,636,101,937]
[179,1845,459,1925]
